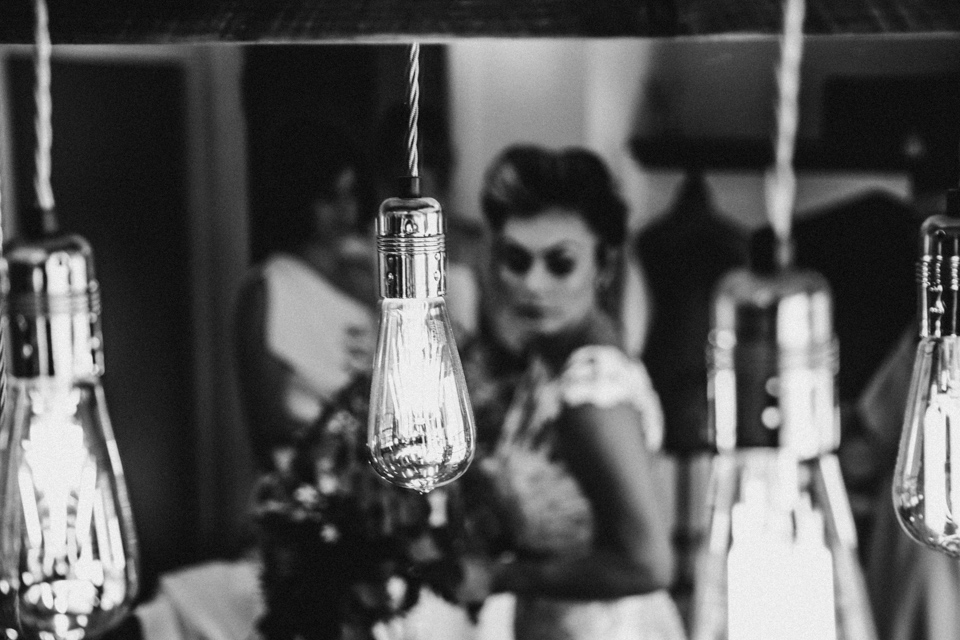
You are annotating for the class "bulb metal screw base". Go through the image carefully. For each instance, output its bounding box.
[376,193,446,300]
[4,232,105,379]
[918,199,960,339]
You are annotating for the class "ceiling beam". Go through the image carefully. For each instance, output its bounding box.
[0,0,957,43]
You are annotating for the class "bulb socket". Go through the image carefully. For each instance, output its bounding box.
[750,226,794,274]
[3,233,105,379]
[709,264,839,457]
[377,195,446,299]
[917,198,960,338]
[398,176,421,199]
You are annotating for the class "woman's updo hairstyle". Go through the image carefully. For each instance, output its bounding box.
[264,118,372,253]
[480,144,628,253]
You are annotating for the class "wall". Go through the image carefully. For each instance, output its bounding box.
[448,40,589,221]
[448,35,960,232]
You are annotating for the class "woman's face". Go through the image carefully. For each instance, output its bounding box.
[494,207,601,339]
[314,167,361,238]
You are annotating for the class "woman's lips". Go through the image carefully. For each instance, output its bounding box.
[514,304,547,320]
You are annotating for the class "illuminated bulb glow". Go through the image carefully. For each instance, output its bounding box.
[921,389,958,528]
[3,380,136,639]
[368,298,474,493]
[712,368,737,452]
[385,302,450,463]
[22,388,86,567]
[725,483,837,640]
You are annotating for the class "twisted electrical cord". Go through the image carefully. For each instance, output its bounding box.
[766,0,805,246]
[406,43,420,181]
[34,0,57,235]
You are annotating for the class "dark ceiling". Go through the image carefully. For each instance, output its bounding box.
[0,0,958,43]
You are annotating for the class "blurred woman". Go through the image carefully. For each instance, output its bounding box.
[136,122,384,640]
[234,119,378,473]
[461,145,685,640]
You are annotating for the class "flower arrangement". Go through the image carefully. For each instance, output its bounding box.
[252,374,468,640]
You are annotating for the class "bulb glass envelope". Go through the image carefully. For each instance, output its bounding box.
[0,234,139,639]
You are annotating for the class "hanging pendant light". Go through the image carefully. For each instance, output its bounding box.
[0,2,139,638]
[892,188,960,555]
[367,44,476,493]
[689,0,877,637]
[691,230,877,640]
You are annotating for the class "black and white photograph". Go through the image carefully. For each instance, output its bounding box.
[0,3,956,640]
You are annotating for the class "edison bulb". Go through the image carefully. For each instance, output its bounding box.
[369,191,476,493]
[893,335,960,555]
[692,241,877,640]
[0,234,139,639]
[367,297,474,493]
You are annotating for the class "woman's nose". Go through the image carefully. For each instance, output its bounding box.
[522,259,552,294]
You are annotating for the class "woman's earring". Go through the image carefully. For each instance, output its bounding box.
[597,251,618,293]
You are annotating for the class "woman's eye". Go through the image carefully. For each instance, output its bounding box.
[499,245,533,275]
[545,252,576,277]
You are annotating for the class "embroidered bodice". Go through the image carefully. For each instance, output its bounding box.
[475,344,686,640]
[482,345,663,558]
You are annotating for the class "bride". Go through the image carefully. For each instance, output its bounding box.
[459,144,686,640]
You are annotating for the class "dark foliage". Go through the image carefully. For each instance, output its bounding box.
[253,375,467,640]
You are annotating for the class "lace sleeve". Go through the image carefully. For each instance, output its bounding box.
[560,345,665,451]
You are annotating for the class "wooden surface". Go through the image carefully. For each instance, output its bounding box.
[0,0,957,43]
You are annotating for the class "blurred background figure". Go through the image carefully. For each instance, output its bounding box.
[637,168,750,454]
[234,118,378,473]
[137,120,379,640]
[460,144,685,640]
[635,168,750,620]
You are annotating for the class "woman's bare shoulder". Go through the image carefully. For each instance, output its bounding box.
[560,346,664,451]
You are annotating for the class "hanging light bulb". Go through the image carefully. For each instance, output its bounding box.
[0,2,138,636]
[690,0,876,635]
[367,44,476,493]
[0,234,139,640]
[893,188,960,556]
[690,230,878,640]
[367,196,475,492]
